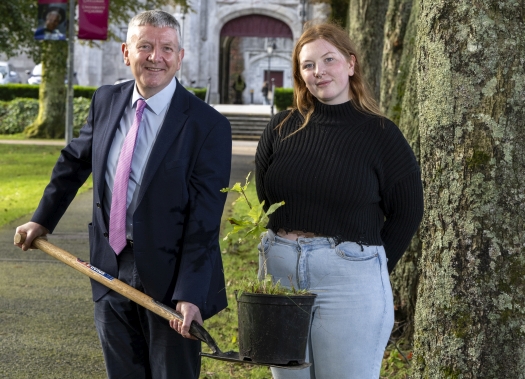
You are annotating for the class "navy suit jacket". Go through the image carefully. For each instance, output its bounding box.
[32,79,231,320]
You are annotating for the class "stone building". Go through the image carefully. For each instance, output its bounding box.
[4,0,331,104]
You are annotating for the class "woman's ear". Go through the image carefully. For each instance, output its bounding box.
[348,55,356,77]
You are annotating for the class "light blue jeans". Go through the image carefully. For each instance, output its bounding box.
[258,230,394,379]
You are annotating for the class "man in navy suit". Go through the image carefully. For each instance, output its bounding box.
[15,9,231,379]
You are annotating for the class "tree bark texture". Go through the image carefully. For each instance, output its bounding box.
[25,41,68,139]
[347,0,389,101]
[379,0,413,114]
[413,1,525,377]
[383,0,420,344]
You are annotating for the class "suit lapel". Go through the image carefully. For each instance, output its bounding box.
[136,81,190,207]
[95,83,133,202]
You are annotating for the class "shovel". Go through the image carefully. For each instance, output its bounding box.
[14,233,310,370]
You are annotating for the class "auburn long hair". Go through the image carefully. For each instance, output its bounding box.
[278,22,382,134]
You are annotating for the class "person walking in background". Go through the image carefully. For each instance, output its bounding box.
[232,74,246,104]
[261,81,269,104]
[255,22,423,379]
[15,9,231,379]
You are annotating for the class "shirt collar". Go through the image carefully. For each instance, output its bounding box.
[131,78,177,115]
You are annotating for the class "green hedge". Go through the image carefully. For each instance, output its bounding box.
[186,87,207,101]
[0,84,97,101]
[274,88,294,111]
[0,98,39,134]
[0,97,91,136]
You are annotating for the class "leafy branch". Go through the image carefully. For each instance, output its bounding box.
[220,172,284,243]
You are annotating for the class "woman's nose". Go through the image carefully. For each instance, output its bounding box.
[315,65,324,78]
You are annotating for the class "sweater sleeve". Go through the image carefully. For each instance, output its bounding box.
[255,112,285,211]
[380,170,424,273]
[374,119,424,273]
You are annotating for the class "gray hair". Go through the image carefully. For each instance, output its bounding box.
[127,10,182,49]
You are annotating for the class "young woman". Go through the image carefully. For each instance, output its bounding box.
[255,22,424,379]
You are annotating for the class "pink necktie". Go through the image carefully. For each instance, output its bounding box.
[109,99,146,254]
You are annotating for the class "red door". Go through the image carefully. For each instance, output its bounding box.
[264,71,284,88]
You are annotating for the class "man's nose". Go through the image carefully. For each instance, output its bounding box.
[148,46,163,62]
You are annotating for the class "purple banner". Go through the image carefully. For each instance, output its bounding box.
[35,0,68,41]
[78,0,109,40]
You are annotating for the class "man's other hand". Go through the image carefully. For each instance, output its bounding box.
[14,222,49,251]
[170,301,203,340]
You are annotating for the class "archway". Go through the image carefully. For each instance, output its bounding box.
[219,15,293,104]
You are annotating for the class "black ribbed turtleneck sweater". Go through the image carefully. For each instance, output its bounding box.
[255,100,424,273]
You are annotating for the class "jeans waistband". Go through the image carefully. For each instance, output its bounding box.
[265,229,380,250]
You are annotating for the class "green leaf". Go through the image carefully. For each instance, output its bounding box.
[247,201,265,224]
[227,217,251,226]
[266,201,285,216]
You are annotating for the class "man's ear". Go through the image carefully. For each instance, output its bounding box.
[176,48,185,71]
[122,43,130,66]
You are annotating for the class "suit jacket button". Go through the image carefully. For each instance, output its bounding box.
[96,202,101,208]
[104,232,108,238]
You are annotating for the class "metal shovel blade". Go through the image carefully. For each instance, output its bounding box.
[200,351,311,370]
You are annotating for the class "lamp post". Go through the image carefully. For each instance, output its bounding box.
[266,41,276,106]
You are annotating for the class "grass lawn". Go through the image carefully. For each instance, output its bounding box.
[0,144,93,228]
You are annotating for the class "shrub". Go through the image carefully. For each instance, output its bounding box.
[0,84,39,101]
[0,97,92,136]
[0,98,39,134]
[186,87,207,102]
[73,97,92,137]
[72,86,97,100]
[0,84,97,101]
[274,87,294,111]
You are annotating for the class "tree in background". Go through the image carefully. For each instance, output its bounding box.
[381,0,421,344]
[0,1,39,60]
[0,0,187,138]
[413,0,525,376]
[347,0,389,100]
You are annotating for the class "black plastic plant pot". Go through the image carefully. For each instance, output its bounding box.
[237,292,317,365]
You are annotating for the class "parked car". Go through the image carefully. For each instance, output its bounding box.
[26,63,42,85]
[0,61,22,84]
[26,63,78,85]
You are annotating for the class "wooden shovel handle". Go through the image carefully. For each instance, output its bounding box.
[13,233,219,350]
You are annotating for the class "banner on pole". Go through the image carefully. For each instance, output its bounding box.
[78,0,109,40]
[35,0,68,41]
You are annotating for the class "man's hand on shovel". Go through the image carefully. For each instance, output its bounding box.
[14,222,49,251]
[171,301,203,340]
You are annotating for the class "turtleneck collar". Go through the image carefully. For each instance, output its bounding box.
[311,98,369,125]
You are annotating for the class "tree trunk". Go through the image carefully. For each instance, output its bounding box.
[25,40,68,139]
[347,0,389,101]
[381,0,421,345]
[413,0,525,377]
[382,0,420,345]
[379,0,412,114]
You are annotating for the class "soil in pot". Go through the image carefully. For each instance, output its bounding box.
[237,292,317,365]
